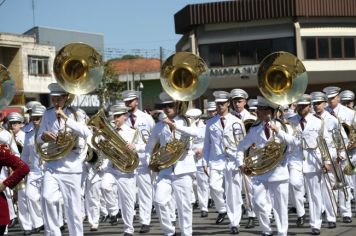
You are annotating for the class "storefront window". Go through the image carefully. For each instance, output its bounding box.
[318,38,329,58]
[331,38,342,58]
[222,43,238,66]
[344,38,355,58]
[304,38,317,59]
[239,41,257,65]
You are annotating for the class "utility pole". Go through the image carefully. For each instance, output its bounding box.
[32,0,36,27]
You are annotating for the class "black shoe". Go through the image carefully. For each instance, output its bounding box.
[208,199,215,208]
[123,233,133,236]
[60,225,66,232]
[139,224,150,233]
[201,211,208,218]
[230,226,239,234]
[288,207,297,214]
[32,225,44,233]
[8,218,18,228]
[99,215,109,223]
[245,217,256,229]
[328,222,336,228]
[193,200,199,209]
[296,215,305,227]
[216,212,227,224]
[343,216,352,223]
[151,205,156,215]
[117,209,122,218]
[110,214,119,225]
[23,230,32,236]
[311,228,320,235]
[261,233,273,236]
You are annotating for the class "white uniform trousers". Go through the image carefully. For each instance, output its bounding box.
[209,169,227,213]
[252,180,289,236]
[42,170,83,236]
[18,188,32,230]
[136,167,153,225]
[25,172,44,229]
[117,174,136,234]
[289,167,305,217]
[304,172,323,229]
[101,172,120,216]
[224,169,243,228]
[242,175,256,217]
[154,174,193,236]
[196,167,209,212]
[85,179,102,226]
[100,187,109,217]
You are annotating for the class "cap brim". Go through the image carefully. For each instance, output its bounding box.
[296,102,311,105]
[311,99,326,103]
[50,92,68,96]
[215,99,228,102]
[123,97,137,102]
[161,100,174,104]
[326,93,338,98]
[112,111,127,115]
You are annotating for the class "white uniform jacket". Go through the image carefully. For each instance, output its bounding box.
[21,125,42,173]
[36,107,91,173]
[235,120,296,182]
[125,109,155,167]
[145,115,199,176]
[326,103,356,127]
[0,128,20,155]
[233,109,257,122]
[203,113,245,170]
[191,120,206,167]
[288,113,335,174]
[106,123,145,176]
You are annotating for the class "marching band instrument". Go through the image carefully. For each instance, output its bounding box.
[160,52,209,101]
[88,109,139,173]
[341,120,356,151]
[53,42,103,95]
[149,52,210,171]
[243,52,308,176]
[0,64,15,110]
[331,128,356,175]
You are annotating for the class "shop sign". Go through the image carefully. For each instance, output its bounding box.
[209,65,259,79]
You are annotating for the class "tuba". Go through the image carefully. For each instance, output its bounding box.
[88,109,139,173]
[244,52,308,176]
[36,43,103,162]
[149,52,210,171]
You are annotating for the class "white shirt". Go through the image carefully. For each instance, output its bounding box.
[36,106,92,173]
[145,115,199,176]
[203,113,245,170]
[21,125,42,173]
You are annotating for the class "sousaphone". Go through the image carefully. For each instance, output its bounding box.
[244,52,308,176]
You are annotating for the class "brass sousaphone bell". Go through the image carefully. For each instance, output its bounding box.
[244,52,308,176]
[160,52,210,101]
[258,51,308,106]
[0,64,15,110]
[53,42,103,95]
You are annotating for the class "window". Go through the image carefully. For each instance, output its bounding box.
[239,41,257,65]
[344,38,355,58]
[208,45,222,67]
[303,37,356,60]
[28,56,49,76]
[222,43,238,66]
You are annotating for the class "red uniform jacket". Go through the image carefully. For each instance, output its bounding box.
[0,144,30,225]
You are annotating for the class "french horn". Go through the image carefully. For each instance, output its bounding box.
[244,52,308,176]
[148,52,209,171]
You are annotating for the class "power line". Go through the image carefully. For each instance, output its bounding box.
[0,0,7,7]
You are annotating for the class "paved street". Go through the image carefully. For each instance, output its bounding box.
[7,204,356,236]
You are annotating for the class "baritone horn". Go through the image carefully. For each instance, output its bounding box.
[244,52,308,176]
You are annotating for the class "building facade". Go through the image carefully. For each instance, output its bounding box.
[174,0,356,103]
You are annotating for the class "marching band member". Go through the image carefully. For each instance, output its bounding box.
[289,94,335,235]
[323,86,355,223]
[7,112,32,235]
[236,96,296,236]
[145,92,200,236]
[122,90,155,233]
[311,91,351,228]
[339,90,355,109]
[23,101,42,133]
[186,108,209,218]
[21,105,46,234]
[247,99,258,117]
[0,145,29,236]
[203,91,244,234]
[230,89,257,121]
[37,83,91,236]
[230,89,257,229]
[101,102,145,236]
[206,101,217,119]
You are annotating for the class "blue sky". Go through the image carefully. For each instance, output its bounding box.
[0,0,222,54]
